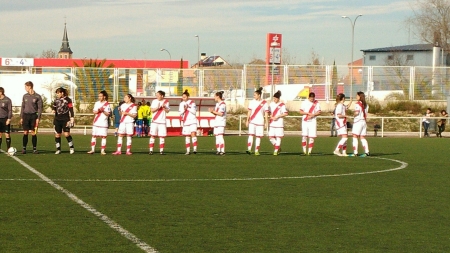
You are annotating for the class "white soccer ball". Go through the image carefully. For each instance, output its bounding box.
[7,147,17,156]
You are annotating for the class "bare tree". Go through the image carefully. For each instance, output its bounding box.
[308,49,321,65]
[406,0,450,50]
[40,49,58,58]
[17,52,37,58]
[281,48,299,65]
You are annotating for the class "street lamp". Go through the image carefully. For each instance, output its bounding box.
[195,35,202,96]
[342,14,362,97]
[194,35,200,67]
[160,48,171,60]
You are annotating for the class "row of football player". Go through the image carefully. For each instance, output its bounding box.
[85,87,370,157]
[0,84,370,157]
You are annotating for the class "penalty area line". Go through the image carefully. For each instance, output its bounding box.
[2,151,158,253]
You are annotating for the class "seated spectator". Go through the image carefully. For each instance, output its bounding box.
[374,122,381,137]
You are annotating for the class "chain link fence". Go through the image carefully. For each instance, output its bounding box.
[1,65,449,108]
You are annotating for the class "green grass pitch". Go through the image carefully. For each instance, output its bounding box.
[1,133,450,252]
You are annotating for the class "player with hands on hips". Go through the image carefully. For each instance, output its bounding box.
[246,87,269,156]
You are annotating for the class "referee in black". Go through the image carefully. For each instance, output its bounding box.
[0,87,12,151]
[20,81,43,154]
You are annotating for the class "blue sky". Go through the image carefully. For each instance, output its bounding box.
[0,0,417,66]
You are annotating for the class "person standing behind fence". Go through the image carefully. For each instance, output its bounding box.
[209,91,226,155]
[142,101,151,137]
[149,90,170,155]
[333,93,350,156]
[113,94,137,155]
[437,109,448,138]
[422,108,434,137]
[52,87,75,154]
[179,89,198,155]
[88,90,111,155]
[246,87,269,156]
[268,90,288,156]
[136,102,144,137]
[20,81,43,154]
[330,105,337,137]
[0,87,12,151]
[113,101,123,137]
[350,91,370,157]
[299,92,321,155]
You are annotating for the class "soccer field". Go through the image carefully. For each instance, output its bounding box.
[1,134,449,252]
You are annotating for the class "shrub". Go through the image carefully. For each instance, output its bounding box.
[385,100,423,114]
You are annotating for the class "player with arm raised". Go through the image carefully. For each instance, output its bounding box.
[350,91,370,157]
[20,81,43,154]
[0,87,13,151]
[246,87,269,156]
[149,90,170,155]
[179,89,198,155]
[299,92,321,155]
[52,87,75,154]
[112,94,137,155]
[88,90,111,155]
[268,90,288,156]
[208,91,226,155]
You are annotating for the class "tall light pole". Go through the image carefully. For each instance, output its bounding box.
[160,48,171,60]
[195,35,202,96]
[342,14,362,97]
[160,48,172,95]
[194,35,200,67]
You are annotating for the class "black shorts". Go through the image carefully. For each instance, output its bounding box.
[22,113,38,131]
[0,118,11,133]
[54,119,71,134]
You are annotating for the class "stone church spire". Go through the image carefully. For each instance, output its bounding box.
[58,22,73,59]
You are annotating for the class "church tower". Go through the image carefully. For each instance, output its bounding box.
[58,22,73,59]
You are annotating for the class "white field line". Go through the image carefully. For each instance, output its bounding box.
[1,156,408,182]
[1,150,158,253]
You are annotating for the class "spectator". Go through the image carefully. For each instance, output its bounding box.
[113,101,124,137]
[437,109,448,138]
[330,105,337,137]
[422,108,434,137]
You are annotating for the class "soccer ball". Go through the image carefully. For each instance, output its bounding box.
[7,147,17,156]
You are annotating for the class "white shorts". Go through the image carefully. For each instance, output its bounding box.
[301,121,317,138]
[214,126,225,136]
[336,125,348,136]
[118,122,134,136]
[268,127,284,137]
[182,123,198,136]
[150,122,167,137]
[248,123,264,137]
[92,126,108,137]
[352,121,367,136]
